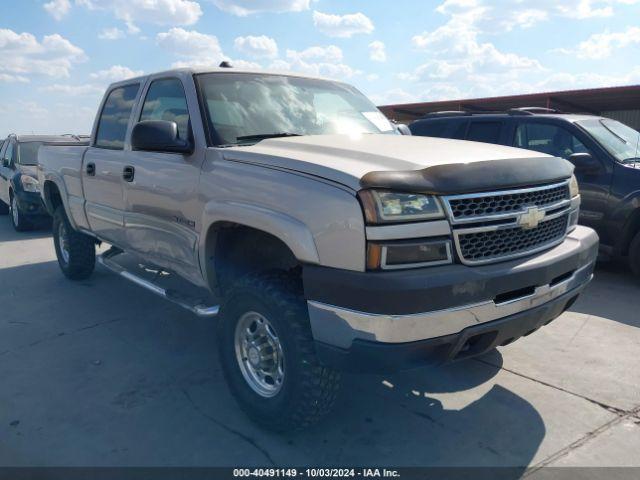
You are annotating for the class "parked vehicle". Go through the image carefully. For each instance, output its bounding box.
[38,68,598,431]
[410,108,640,275]
[0,134,88,231]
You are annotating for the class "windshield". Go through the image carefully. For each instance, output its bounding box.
[196,73,395,146]
[578,118,640,163]
[17,142,43,166]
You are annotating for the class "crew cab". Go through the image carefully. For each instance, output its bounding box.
[0,134,87,231]
[38,68,598,431]
[410,109,640,275]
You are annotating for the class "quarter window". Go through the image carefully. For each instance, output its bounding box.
[95,84,140,150]
[515,123,588,159]
[139,78,191,141]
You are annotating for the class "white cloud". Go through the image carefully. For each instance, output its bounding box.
[275,45,359,80]
[0,73,29,83]
[43,0,71,20]
[234,35,278,59]
[98,27,126,40]
[313,11,374,38]
[368,41,386,62]
[40,83,105,96]
[574,26,640,59]
[77,0,202,33]
[286,45,343,63]
[366,73,379,82]
[89,65,143,81]
[213,0,310,16]
[0,29,85,78]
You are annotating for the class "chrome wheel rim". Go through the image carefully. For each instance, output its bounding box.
[11,197,18,227]
[58,223,70,264]
[234,311,285,398]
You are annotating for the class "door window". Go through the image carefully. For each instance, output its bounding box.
[515,123,588,159]
[139,78,191,141]
[466,121,503,143]
[95,84,140,150]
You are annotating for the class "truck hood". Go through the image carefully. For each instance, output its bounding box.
[222,134,574,194]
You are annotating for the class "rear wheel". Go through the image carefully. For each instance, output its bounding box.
[53,206,96,280]
[217,271,341,431]
[10,194,31,231]
[629,231,640,277]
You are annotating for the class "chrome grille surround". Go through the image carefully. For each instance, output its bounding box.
[443,181,572,265]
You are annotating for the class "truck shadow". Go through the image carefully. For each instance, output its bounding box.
[0,219,51,241]
[0,259,543,471]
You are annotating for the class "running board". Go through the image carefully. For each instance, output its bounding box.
[97,249,219,318]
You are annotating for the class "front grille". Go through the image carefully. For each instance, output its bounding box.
[456,215,568,264]
[447,183,570,222]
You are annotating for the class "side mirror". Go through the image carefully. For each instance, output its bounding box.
[131,120,193,154]
[568,153,601,174]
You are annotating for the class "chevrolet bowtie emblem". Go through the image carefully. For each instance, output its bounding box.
[518,207,546,229]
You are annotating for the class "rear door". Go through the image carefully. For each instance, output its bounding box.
[83,83,141,247]
[122,76,204,274]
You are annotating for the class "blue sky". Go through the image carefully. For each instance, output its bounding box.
[1,0,639,136]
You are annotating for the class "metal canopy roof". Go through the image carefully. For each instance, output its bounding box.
[379,84,640,123]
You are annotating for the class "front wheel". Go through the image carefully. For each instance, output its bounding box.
[629,231,640,277]
[10,194,31,231]
[53,206,96,280]
[217,272,341,431]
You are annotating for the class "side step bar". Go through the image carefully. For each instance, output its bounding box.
[97,249,220,318]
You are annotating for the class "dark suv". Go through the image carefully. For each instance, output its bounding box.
[0,134,88,231]
[410,109,640,275]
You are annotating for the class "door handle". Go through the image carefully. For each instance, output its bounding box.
[86,162,96,176]
[123,165,135,182]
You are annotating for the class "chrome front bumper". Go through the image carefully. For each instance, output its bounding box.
[306,226,598,350]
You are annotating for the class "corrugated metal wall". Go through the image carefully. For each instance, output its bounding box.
[601,110,640,130]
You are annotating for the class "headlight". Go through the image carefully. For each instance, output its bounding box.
[359,190,444,224]
[20,175,40,193]
[569,174,579,198]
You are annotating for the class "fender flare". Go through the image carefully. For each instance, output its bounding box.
[198,199,320,288]
[41,172,79,230]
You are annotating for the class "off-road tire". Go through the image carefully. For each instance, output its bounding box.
[629,231,640,277]
[217,271,341,432]
[10,193,31,232]
[53,206,95,280]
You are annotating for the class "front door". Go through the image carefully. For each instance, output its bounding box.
[123,77,202,274]
[513,120,612,234]
[83,83,141,247]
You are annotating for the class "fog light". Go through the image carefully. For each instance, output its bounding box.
[367,239,452,270]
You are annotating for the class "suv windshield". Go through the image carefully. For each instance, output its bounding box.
[578,118,640,163]
[197,73,395,146]
[17,142,43,165]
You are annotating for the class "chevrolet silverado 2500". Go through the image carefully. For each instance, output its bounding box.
[38,68,598,431]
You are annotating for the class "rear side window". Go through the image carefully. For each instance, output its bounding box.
[466,121,503,144]
[410,121,449,138]
[139,78,191,141]
[95,84,140,150]
[515,123,588,159]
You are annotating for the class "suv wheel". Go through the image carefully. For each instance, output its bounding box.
[10,194,30,231]
[218,271,341,431]
[53,206,96,280]
[629,231,640,277]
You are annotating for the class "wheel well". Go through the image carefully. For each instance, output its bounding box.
[621,209,640,255]
[206,223,300,295]
[43,181,63,215]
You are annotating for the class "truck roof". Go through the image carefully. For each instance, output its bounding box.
[108,66,343,89]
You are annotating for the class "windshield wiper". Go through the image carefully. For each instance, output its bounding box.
[236,132,302,142]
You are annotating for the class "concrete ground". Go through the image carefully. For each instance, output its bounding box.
[1,217,639,472]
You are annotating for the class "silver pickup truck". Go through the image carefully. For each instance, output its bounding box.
[38,67,598,431]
